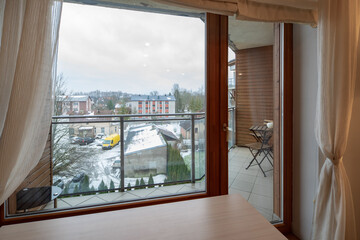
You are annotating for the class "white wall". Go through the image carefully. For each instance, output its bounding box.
[292,24,318,240]
[292,24,360,240]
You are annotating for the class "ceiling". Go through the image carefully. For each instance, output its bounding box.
[68,0,274,51]
[229,16,274,50]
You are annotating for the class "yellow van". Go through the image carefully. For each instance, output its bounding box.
[102,134,120,150]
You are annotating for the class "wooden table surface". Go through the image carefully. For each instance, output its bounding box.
[0,194,286,240]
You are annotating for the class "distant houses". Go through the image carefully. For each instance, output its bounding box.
[179,120,204,141]
[55,94,179,142]
[127,94,176,115]
[57,95,93,115]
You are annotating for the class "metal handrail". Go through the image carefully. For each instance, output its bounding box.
[52,112,206,197]
[52,112,205,119]
[59,174,206,198]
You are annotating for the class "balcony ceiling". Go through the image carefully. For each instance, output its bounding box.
[229,17,274,50]
[69,0,274,50]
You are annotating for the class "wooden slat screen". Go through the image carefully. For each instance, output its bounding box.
[235,46,273,146]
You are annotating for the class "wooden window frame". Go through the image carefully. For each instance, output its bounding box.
[1,12,292,236]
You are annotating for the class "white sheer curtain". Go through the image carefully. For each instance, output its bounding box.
[313,0,360,239]
[0,0,62,206]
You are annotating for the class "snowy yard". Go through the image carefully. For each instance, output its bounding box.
[54,121,201,193]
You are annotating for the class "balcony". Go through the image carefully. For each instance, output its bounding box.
[6,113,206,216]
[7,111,277,224]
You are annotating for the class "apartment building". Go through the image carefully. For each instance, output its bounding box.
[127,95,176,115]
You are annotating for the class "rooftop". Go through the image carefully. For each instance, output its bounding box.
[130,95,175,101]
[125,124,167,154]
[58,95,91,102]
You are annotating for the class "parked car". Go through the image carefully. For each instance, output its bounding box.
[95,133,105,139]
[72,173,85,183]
[79,137,95,145]
[112,160,121,168]
[70,136,82,144]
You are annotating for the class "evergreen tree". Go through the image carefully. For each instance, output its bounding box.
[135,179,140,187]
[140,177,145,189]
[90,186,95,191]
[98,180,106,191]
[166,144,190,182]
[109,180,115,192]
[127,182,132,190]
[172,84,182,113]
[148,174,154,188]
[80,175,90,192]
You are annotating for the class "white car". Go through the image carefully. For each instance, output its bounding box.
[95,133,105,139]
[112,160,121,168]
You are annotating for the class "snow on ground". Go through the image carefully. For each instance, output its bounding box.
[55,122,182,190]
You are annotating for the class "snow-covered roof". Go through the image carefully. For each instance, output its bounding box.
[58,95,90,102]
[125,124,166,154]
[130,95,175,101]
[78,126,94,130]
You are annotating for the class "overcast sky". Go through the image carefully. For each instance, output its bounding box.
[57,2,208,94]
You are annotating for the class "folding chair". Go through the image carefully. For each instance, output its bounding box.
[245,126,273,177]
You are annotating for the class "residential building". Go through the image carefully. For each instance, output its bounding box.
[57,95,93,115]
[127,94,176,115]
[124,124,168,177]
[69,122,118,138]
[179,120,204,141]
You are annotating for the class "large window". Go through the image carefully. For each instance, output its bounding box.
[1,1,292,232]
[3,1,207,219]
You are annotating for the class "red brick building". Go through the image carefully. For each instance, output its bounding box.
[58,95,92,115]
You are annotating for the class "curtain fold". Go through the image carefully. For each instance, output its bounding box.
[313,0,360,239]
[155,0,317,24]
[0,0,62,206]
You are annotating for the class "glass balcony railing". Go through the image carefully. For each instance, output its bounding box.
[51,113,206,201]
[6,110,239,216]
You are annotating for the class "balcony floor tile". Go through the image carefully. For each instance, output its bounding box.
[228,146,275,223]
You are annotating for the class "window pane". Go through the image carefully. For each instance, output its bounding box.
[5,2,205,217]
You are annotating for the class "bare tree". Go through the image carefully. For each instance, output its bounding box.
[52,74,80,176]
[52,74,98,179]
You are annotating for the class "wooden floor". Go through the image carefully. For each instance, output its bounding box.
[0,194,286,240]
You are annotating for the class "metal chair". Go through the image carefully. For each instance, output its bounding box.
[245,126,273,177]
